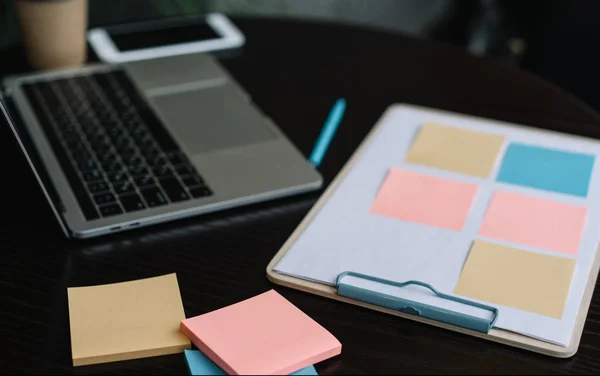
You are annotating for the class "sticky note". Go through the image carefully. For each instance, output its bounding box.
[405,123,504,178]
[180,290,341,375]
[454,240,575,318]
[67,274,190,366]
[479,191,587,255]
[184,350,318,376]
[185,350,225,375]
[292,365,319,375]
[497,143,595,197]
[370,168,478,231]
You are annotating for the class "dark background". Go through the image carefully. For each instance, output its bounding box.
[1,0,598,114]
[1,1,600,374]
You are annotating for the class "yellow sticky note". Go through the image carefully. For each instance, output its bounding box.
[406,123,505,178]
[67,274,190,366]
[454,240,575,318]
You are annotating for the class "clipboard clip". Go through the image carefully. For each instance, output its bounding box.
[336,271,499,334]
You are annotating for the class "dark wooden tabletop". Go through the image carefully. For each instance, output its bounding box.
[2,16,600,375]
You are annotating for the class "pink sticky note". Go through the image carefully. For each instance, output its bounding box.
[180,290,341,375]
[479,191,587,255]
[370,168,478,231]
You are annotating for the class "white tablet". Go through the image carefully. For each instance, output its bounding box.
[87,13,246,63]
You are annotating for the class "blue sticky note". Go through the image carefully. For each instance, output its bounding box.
[185,350,225,375]
[291,365,319,375]
[184,350,318,375]
[497,143,595,197]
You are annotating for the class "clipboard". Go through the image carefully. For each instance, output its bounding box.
[267,104,600,358]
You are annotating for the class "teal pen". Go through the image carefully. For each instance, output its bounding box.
[309,98,346,167]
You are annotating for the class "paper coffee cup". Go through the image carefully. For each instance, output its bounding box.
[14,0,88,70]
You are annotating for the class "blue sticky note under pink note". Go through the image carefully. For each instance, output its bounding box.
[497,143,595,197]
[184,350,318,375]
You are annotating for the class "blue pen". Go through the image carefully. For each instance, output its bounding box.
[309,98,346,167]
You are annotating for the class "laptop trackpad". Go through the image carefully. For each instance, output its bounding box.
[149,83,276,155]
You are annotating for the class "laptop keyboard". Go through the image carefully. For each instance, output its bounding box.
[21,69,213,221]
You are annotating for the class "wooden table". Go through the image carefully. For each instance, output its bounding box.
[1,17,600,375]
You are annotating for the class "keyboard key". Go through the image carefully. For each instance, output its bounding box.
[77,158,98,172]
[82,169,103,182]
[87,181,110,194]
[128,165,147,178]
[94,192,116,206]
[99,204,123,217]
[91,143,112,157]
[107,126,125,140]
[152,156,168,169]
[140,143,160,156]
[175,164,196,176]
[141,152,161,166]
[120,194,145,212]
[72,150,92,164]
[88,131,110,145]
[107,170,129,184]
[123,115,140,129]
[134,174,154,188]
[82,122,101,135]
[121,153,141,166]
[182,174,204,187]
[190,186,213,199]
[97,151,118,165]
[57,114,76,125]
[159,177,189,202]
[88,132,109,146]
[136,133,155,148]
[104,118,121,129]
[101,159,121,173]
[167,151,188,166]
[153,165,173,178]
[140,187,168,207]
[66,140,87,154]
[113,135,132,149]
[117,146,137,159]
[76,113,95,128]
[95,109,112,123]
[74,105,89,119]
[114,181,135,195]
[61,128,79,142]
[130,124,146,138]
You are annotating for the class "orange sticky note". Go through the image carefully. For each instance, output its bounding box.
[405,123,505,178]
[479,191,587,255]
[67,274,190,366]
[180,290,341,375]
[370,168,478,231]
[454,240,575,318]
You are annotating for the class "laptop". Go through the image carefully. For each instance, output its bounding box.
[2,53,322,238]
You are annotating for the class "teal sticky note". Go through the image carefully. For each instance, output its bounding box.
[291,365,319,375]
[497,143,595,197]
[184,350,318,375]
[185,350,225,375]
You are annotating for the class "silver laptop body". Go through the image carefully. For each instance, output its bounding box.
[3,53,322,238]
